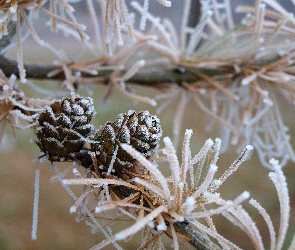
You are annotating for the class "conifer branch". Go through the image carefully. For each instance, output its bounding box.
[0,54,232,87]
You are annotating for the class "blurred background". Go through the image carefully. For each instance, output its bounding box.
[1,1,295,249]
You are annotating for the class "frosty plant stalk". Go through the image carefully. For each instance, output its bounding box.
[33,94,294,249]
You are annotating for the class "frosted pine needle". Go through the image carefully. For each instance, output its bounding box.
[268,158,290,250]
[31,169,40,241]
[40,128,292,249]
[249,198,276,250]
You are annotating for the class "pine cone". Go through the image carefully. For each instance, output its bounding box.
[35,94,95,161]
[88,110,162,180]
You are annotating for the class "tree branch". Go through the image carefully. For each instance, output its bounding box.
[174,221,221,250]
[0,55,62,79]
[0,55,229,88]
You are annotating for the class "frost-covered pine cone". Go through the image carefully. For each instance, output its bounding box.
[82,110,162,181]
[35,94,95,161]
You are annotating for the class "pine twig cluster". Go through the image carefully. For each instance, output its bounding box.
[33,94,295,250]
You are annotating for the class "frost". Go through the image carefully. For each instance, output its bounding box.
[46,137,64,148]
[156,223,167,231]
[147,221,154,228]
[119,125,130,143]
[137,125,149,139]
[43,122,58,134]
[185,196,196,214]
[115,206,167,240]
[73,115,87,123]
[9,7,17,14]
[127,110,136,116]
[104,124,116,141]
[60,113,72,125]
[107,145,118,175]
[63,100,72,113]
[129,116,138,131]
[2,85,9,93]
[72,103,84,115]
[73,168,82,178]
[70,205,77,213]
[45,106,56,120]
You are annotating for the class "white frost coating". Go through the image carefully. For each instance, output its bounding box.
[121,143,171,201]
[178,216,184,222]
[70,205,77,213]
[163,136,180,185]
[190,138,214,165]
[77,115,87,123]
[2,85,9,92]
[43,122,58,134]
[120,125,131,143]
[241,73,257,85]
[140,0,149,30]
[138,125,148,138]
[134,177,168,201]
[185,129,193,138]
[212,138,222,165]
[107,145,118,175]
[147,221,154,228]
[31,169,40,241]
[150,99,157,106]
[105,124,116,140]
[45,106,56,120]
[9,7,17,13]
[249,198,276,250]
[63,100,72,113]
[46,137,63,147]
[72,168,81,178]
[115,205,167,240]
[72,103,84,115]
[185,196,196,214]
[127,110,136,116]
[157,0,171,7]
[269,158,290,250]
[156,223,167,231]
[193,164,218,196]
[138,59,146,67]
[95,206,102,213]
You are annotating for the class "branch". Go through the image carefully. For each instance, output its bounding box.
[0,55,228,88]
[0,21,17,51]
[174,221,221,250]
[0,55,61,79]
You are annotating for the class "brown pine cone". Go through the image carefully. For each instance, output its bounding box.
[35,94,95,161]
[87,110,162,181]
